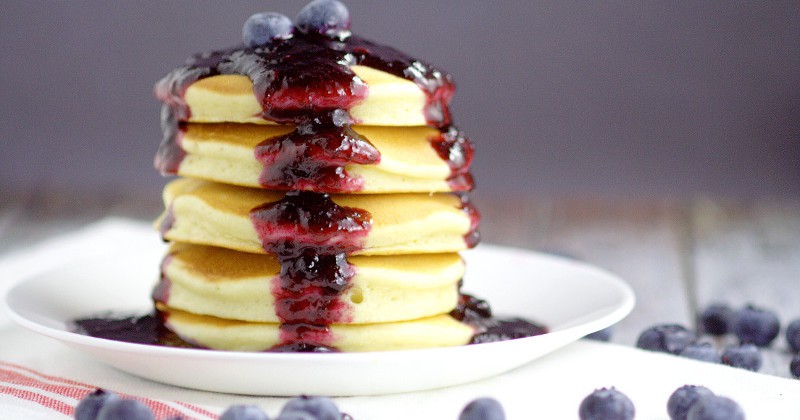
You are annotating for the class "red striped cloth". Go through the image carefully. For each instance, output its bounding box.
[0,361,218,419]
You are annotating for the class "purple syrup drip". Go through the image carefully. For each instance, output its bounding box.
[254,115,381,193]
[429,126,475,192]
[249,191,371,347]
[450,293,548,343]
[154,106,187,175]
[460,194,481,248]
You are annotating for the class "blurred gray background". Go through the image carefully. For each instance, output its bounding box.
[2,1,798,199]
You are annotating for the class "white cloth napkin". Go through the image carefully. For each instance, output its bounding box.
[1,219,798,419]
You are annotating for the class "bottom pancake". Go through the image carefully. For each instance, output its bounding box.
[156,243,465,325]
[159,305,474,352]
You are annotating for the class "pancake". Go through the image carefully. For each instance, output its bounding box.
[159,305,474,352]
[156,243,464,324]
[156,178,477,255]
[173,123,472,193]
[183,66,430,126]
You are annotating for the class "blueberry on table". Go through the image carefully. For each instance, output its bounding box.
[636,324,697,355]
[219,405,269,420]
[578,387,635,420]
[75,389,119,420]
[459,397,505,420]
[243,12,294,47]
[295,0,350,37]
[791,354,800,379]
[679,343,721,363]
[96,399,155,420]
[733,304,780,347]
[698,303,734,336]
[721,343,762,371]
[667,385,715,420]
[686,395,745,420]
[786,319,800,352]
[280,396,340,420]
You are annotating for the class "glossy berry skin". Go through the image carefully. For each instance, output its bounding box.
[295,0,350,37]
[698,303,734,336]
[96,399,155,420]
[75,389,120,420]
[459,397,505,420]
[219,405,269,420]
[786,319,800,352]
[578,388,635,420]
[679,343,721,363]
[636,324,697,355]
[791,354,800,379]
[721,344,762,371]
[667,385,715,420]
[686,395,745,420]
[280,396,340,420]
[243,12,294,48]
[733,304,780,347]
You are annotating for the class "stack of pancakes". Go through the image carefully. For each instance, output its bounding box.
[153,52,479,351]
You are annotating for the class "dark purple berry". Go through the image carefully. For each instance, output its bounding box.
[459,397,505,420]
[686,395,744,420]
[219,405,269,420]
[790,354,800,379]
[698,303,734,336]
[295,0,350,37]
[578,387,635,420]
[243,12,294,48]
[96,399,155,420]
[679,343,721,364]
[667,385,715,420]
[785,319,800,352]
[75,389,120,420]
[721,344,762,371]
[733,304,780,347]
[280,396,340,420]
[636,324,697,355]
[585,326,614,342]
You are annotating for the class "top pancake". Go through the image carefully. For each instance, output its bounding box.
[184,66,430,126]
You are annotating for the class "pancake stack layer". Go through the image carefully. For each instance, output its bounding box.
[152,16,480,352]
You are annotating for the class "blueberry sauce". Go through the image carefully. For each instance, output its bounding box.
[72,313,194,349]
[249,191,370,348]
[254,116,380,193]
[154,32,469,193]
[430,126,475,191]
[460,195,481,248]
[451,293,548,344]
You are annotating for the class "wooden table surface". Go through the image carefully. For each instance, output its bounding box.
[2,188,798,379]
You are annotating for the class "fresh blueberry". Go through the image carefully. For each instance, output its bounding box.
[721,343,762,371]
[459,397,505,420]
[791,354,800,379]
[686,395,745,420]
[679,343,721,363]
[219,405,269,420]
[295,0,350,37]
[786,319,800,352]
[667,385,715,420]
[242,12,294,48]
[733,304,780,347]
[75,389,120,420]
[280,396,340,420]
[585,326,614,342]
[698,303,734,336]
[636,324,697,355]
[578,387,635,420]
[96,399,155,420]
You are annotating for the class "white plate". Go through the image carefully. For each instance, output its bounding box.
[5,244,634,396]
